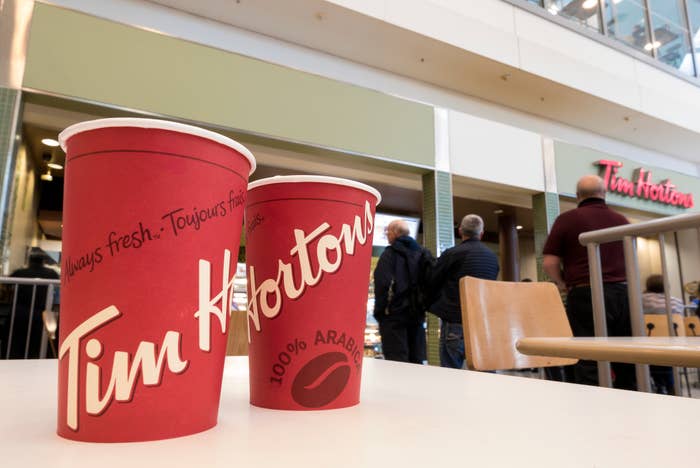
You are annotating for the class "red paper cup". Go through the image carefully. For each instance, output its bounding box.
[56,118,255,442]
[245,175,380,410]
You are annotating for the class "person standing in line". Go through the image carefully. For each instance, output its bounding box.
[428,214,499,369]
[5,247,59,359]
[642,274,683,394]
[373,219,432,364]
[543,175,637,390]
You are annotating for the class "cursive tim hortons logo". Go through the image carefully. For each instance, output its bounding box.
[246,201,374,341]
[59,250,235,431]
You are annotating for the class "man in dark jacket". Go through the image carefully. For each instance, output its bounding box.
[429,214,499,369]
[373,219,432,364]
[543,175,636,390]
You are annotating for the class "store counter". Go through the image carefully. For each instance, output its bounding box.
[1,357,698,467]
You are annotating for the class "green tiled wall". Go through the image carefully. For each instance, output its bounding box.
[532,192,560,281]
[0,87,20,273]
[422,170,454,366]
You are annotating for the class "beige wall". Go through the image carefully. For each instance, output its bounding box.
[519,236,537,282]
[448,110,544,191]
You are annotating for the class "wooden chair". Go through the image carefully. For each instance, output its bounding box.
[644,314,691,395]
[684,316,700,337]
[644,314,685,337]
[459,276,578,371]
[226,309,249,356]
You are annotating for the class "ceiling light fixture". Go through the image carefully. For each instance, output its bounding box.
[494,209,504,214]
[40,169,53,182]
[516,225,523,230]
[41,138,59,147]
[644,41,661,51]
[582,0,598,9]
[47,163,63,170]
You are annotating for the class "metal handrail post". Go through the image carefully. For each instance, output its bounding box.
[587,243,612,388]
[23,285,38,359]
[623,236,651,392]
[4,285,18,358]
[658,233,682,396]
[39,284,55,359]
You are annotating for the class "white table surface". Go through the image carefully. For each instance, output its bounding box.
[2,357,699,468]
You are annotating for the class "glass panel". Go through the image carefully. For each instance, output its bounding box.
[603,0,652,55]
[648,0,694,75]
[687,0,700,76]
[526,0,544,6]
[544,0,603,32]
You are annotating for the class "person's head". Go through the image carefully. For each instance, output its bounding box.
[646,274,665,293]
[576,175,606,203]
[459,214,484,240]
[28,249,46,268]
[385,219,410,244]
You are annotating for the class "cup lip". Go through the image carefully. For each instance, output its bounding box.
[248,175,381,204]
[58,118,256,174]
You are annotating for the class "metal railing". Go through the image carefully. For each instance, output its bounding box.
[579,212,700,393]
[0,277,60,359]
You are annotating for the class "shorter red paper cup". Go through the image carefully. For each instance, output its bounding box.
[245,176,380,410]
[57,118,255,442]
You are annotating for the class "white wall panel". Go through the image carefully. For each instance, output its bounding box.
[635,61,700,134]
[514,9,641,110]
[384,0,520,67]
[448,110,543,191]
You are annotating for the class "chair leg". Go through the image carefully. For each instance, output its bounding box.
[683,367,691,397]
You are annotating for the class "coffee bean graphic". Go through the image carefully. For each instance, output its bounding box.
[291,352,351,408]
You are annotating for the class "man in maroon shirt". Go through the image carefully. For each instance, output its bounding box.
[543,175,636,390]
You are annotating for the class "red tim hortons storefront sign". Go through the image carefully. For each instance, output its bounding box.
[595,159,694,209]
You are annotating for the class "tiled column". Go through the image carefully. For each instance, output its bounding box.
[532,192,560,281]
[0,87,22,274]
[533,137,560,281]
[422,170,454,365]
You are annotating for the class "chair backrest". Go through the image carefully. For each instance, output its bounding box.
[684,316,700,337]
[644,314,685,337]
[226,309,249,356]
[459,277,578,371]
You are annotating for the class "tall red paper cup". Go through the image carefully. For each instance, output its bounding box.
[245,175,380,410]
[57,118,255,442]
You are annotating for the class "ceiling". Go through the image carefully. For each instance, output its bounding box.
[146,0,700,163]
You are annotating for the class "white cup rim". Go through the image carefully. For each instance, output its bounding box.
[58,118,256,175]
[248,175,381,204]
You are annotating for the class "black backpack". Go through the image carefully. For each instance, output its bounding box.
[394,247,434,319]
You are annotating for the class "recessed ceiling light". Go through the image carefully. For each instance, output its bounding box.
[516,225,523,230]
[41,138,59,147]
[47,163,63,170]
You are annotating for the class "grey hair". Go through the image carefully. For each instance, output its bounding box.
[390,219,410,237]
[459,214,484,238]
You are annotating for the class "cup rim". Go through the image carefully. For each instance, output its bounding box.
[248,175,381,204]
[58,118,256,174]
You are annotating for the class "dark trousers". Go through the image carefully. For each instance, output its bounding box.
[378,315,426,364]
[566,283,637,391]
